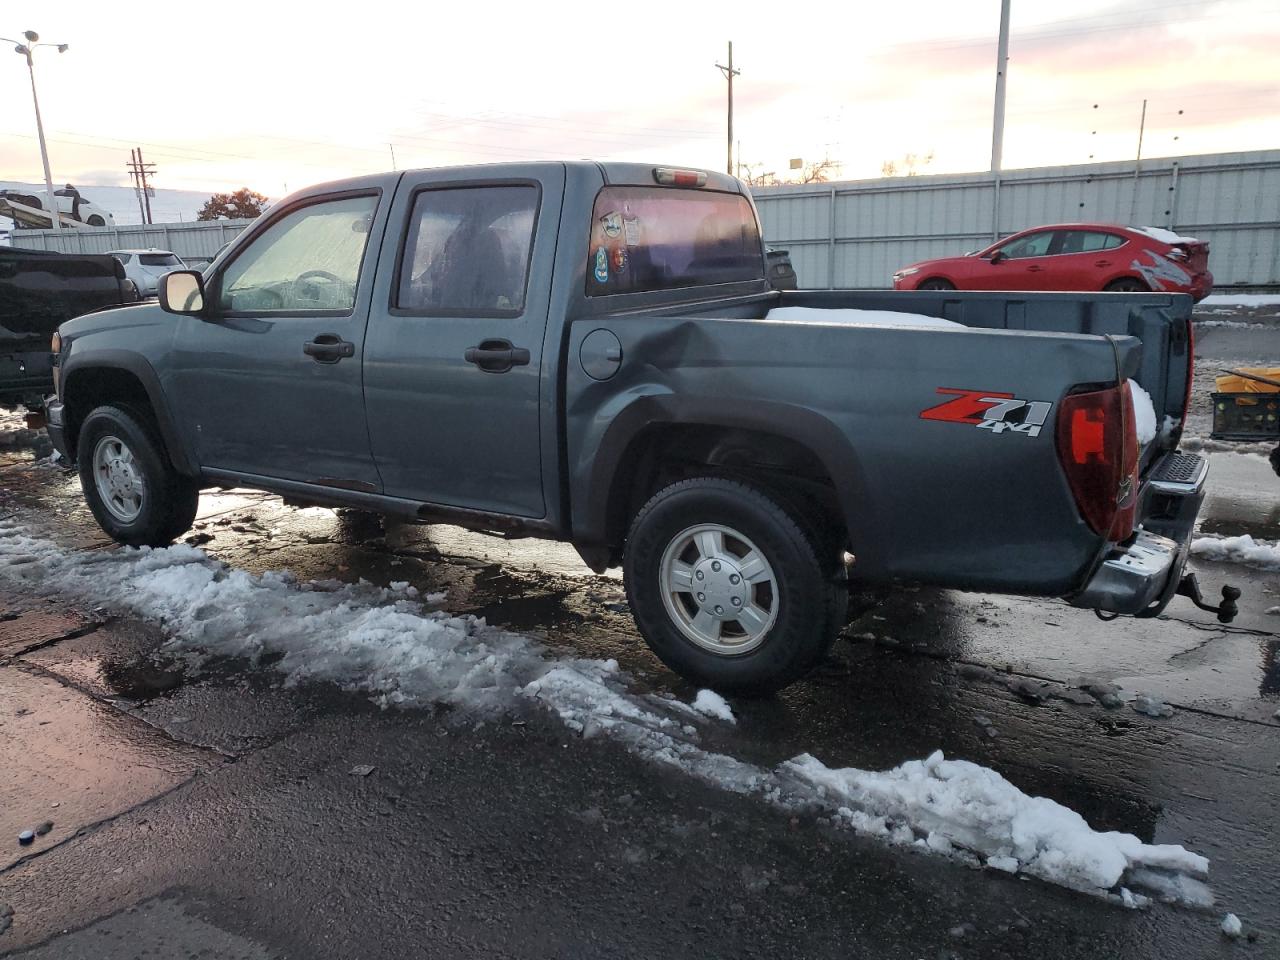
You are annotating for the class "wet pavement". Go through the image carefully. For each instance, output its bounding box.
[0,309,1278,959]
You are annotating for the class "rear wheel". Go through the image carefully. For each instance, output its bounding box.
[77,404,199,547]
[623,477,844,695]
[917,278,955,291]
[86,215,106,227]
[1105,277,1148,293]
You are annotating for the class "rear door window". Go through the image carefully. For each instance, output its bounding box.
[1060,231,1127,254]
[585,186,764,296]
[396,185,539,315]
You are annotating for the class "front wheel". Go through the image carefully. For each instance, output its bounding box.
[623,477,844,695]
[1105,277,1149,293]
[77,404,199,547]
[917,278,955,291]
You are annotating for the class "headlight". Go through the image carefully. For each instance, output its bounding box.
[892,267,920,282]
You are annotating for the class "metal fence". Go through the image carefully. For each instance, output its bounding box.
[752,149,1280,290]
[7,218,253,260]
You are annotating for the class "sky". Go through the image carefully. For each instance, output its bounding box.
[1,0,1278,218]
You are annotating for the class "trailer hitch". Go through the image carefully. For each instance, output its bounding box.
[1175,573,1241,623]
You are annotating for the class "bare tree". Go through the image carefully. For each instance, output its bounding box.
[796,158,838,184]
[881,150,936,178]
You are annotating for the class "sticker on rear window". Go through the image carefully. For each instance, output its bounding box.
[921,388,1053,438]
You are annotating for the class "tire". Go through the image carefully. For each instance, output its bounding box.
[1270,444,1280,479]
[623,477,844,695]
[86,215,105,227]
[917,278,955,291]
[77,403,199,547]
[1105,277,1148,293]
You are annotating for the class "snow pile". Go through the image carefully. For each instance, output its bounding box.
[1128,381,1158,445]
[1190,534,1280,572]
[0,522,1212,905]
[691,689,736,723]
[1132,226,1200,246]
[1221,913,1243,938]
[766,306,964,329]
[1200,294,1280,308]
[779,750,1209,900]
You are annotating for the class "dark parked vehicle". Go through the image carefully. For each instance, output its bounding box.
[766,249,797,290]
[0,248,138,408]
[46,162,1222,693]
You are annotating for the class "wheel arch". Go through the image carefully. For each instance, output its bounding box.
[60,351,198,477]
[572,395,874,572]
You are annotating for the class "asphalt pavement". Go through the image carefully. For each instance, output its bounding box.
[0,305,1277,959]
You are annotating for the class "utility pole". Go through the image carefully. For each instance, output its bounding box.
[716,42,740,176]
[989,0,1011,241]
[389,142,397,171]
[4,31,69,231]
[1129,98,1148,223]
[126,148,156,224]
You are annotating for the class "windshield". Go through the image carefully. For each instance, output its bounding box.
[585,186,764,296]
[139,253,183,268]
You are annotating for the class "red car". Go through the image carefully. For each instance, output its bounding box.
[892,223,1213,301]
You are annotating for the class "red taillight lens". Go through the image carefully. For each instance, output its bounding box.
[1056,384,1138,542]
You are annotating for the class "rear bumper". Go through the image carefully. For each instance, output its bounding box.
[1069,451,1207,617]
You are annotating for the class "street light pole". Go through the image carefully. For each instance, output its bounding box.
[4,31,69,231]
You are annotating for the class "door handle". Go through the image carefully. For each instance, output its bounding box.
[465,338,531,374]
[1094,260,1112,267]
[1026,265,1043,272]
[304,334,355,363]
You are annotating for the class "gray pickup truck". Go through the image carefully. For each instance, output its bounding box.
[45,161,1228,693]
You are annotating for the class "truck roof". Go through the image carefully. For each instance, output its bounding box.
[288,161,746,198]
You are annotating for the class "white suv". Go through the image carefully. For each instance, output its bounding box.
[109,249,187,297]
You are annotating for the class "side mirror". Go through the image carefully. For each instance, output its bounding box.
[158,270,205,314]
[989,250,1007,265]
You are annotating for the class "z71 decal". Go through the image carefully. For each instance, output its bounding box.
[920,388,1053,438]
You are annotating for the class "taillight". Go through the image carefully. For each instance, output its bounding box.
[652,167,708,187]
[1056,384,1138,542]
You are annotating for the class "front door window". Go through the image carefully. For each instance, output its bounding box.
[215,195,377,313]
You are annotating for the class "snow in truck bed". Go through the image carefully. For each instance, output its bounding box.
[765,306,965,329]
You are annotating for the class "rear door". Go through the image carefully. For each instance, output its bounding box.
[362,164,565,517]
[169,187,391,487]
[1053,229,1129,290]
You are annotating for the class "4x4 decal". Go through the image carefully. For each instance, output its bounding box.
[920,388,1053,438]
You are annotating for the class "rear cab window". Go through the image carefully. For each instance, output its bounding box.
[585,186,763,296]
[139,253,183,267]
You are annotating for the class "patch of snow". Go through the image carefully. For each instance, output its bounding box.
[1200,294,1280,307]
[1192,319,1268,329]
[1131,226,1200,246]
[1220,913,1242,938]
[1178,435,1275,457]
[1131,695,1174,719]
[1265,606,1280,616]
[691,689,736,724]
[0,522,1211,905]
[765,306,965,329]
[1128,381,1157,445]
[780,750,1208,898]
[1190,534,1280,572]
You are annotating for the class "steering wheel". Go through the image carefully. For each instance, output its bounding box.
[296,270,343,285]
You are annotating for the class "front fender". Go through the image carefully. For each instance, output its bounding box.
[60,348,199,477]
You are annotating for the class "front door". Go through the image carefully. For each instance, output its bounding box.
[363,166,565,517]
[169,187,390,489]
[970,229,1060,291]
